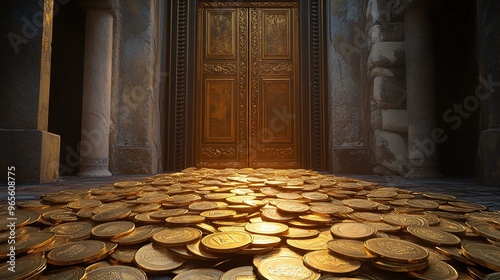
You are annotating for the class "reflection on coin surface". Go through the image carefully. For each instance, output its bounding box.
[47,240,107,265]
[201,231,253,253]
[304,250,361,274]
[258,256,320,280]
[134,243,185,273]
[330,222,377,240]
[86,265,147,280]
[327,239,376,260]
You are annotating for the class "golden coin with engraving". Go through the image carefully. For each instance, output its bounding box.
[186,239,224,260]
[405,199,441,210]
[304,250,361,275]
[382,213,429,227]
[91,208,131,222]
[408,259,459,280]
[67,199,102,210]
[245,222,289,236]
[330,222,377,240]
[134,242,185,273]
[257,256,320,280]
[0,232,55,255]
[342,199,379,211]
[47,240,107,265]
[149,208,188,219]
[473,224,500,241]
[91,221,135,239]
[461,243,500,271]
[327,239,376,260]
[431,218,467,234]
[153,227,202,246]
[200,209,237,219]
[110,246,140,264]
[282,227,320,239]
[86,265,147,280]
[276,201,309,213]
[111,225,163,245]
[201,231,253,253]
[364,238,430,263]
[407,226,461,246]
[371,258,429,272]
[166,214,205,225]
[251,234,281,247]
[189,201,220,211]
[0,253,46,280]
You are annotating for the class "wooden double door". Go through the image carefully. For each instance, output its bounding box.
[195,2,301,168]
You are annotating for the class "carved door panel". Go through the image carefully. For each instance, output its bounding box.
[196,2,300,168]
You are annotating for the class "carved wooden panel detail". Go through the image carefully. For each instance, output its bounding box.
[204,63,237,75]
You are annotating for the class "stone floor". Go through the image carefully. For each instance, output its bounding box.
[2,172,499,211]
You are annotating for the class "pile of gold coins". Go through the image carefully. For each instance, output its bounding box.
[1,167,500,280]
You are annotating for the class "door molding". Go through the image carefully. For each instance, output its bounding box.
[167,0,327,171]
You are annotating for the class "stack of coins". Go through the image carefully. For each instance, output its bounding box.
[0,167,499,279]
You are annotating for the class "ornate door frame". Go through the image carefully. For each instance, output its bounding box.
[166,0,327,171]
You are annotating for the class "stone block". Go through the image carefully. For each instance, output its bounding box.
[366,0,404,27]
[112,146,154,174]
[373,130,409,176]
[370,67,406,81]
[0,130,60,183]
[371,107,382,130]
[369,23,405,43]
[373,76,406,109]
[381,109,408,132]
[368,42,405,68]
[331,147,371,174]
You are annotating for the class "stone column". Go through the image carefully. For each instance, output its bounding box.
[0,0,60,183]
[78,0,113,176]
[404,4,440,177]
[477,1,500,186]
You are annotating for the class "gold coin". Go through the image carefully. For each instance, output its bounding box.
[327,239,376,260]
[91,208,131,222]
[30,235,69,254]
[0,253,46,280]
[204,193,236,200]
[172,268,224,280]
[300,214,333,224]
[423,192,457,201]
[0,226,38,242]
[45,211,79,223]
[253,247,302,267]
[0,232,55,255]
[342,199,379,211]
[462,243,500,271]
[309,204,341,215]
[86,265,147,280]
[91,221,135,239]
[38,267,86,280]
[371,258,429,272]
[251,234,281,247]
[220,266,256,280]
[408,259,459,280]
[364,222,401,233]
[245,222,289,236]
[226,195,258,204]
[301,192,330,201]
[153,227,202,246]
[449,201,487,211]
[406,199,440,210]
[473,224,500,241]
[330,222,377,239]
[166,214,205,224]
[276,192,302,200]
[286,233,331,251]
[382,213,429,227]
[113,181,145,188]
[134,243,185,273]
[304,249,361,274]
[407,226,461,246]
[435,246,475,265]
[149,208,188,219]
[111,225,164,245]
[261,208,298,222]
[186,239,224,260]
[200,209,237,219]
[201,231,253,253]
[276,201,309,213]
[47,240,107,265]
[282,227,320,239]
[134,212,164,223]
[431,218,467,234]
[110,246,140,264]
[67,199,102,210]
[349,212,383,222]
[42,194,80,204]
[189,201,220,211]
[258,256,320,280]
[364,238,429,263]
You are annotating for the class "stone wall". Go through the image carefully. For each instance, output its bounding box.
[326,0,371,174]
[109,0,165,174]
[366,0,409,176]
